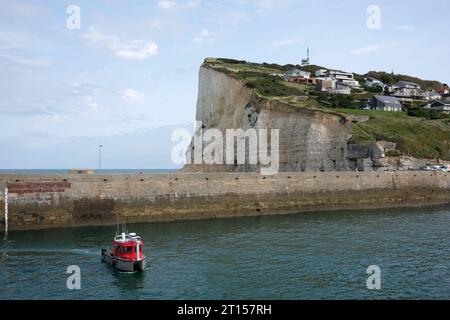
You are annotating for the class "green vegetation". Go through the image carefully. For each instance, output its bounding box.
[362,71,444,90]
[314,92,362,109]
[204,58,450,160]
[338,109,450,160]
[386,150,402,157]
[407,107,450,120]
[244,76,306,97]
[204,58,310,98]
[361,85,384,94]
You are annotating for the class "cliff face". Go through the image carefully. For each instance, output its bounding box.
[183,66,353,172]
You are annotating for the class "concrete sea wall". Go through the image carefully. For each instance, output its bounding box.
[0,172,450,231]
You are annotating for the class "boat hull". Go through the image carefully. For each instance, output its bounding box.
[101,249,147,272]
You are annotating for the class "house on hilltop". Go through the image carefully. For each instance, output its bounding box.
[394,81,421,97]
[367,95,403,112]
[425,91,442,101]
[396,81,421,89]
[316,78,336,92]
[327,70,360,88]
[285,69,310,79]
[365,77,385,88]
[436,86,449,96]
[330,83,351,95]
[284,69,314,84]
[315,69,328,78]
[424,100,450,114]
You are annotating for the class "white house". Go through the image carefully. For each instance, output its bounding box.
[284,69,311,80]
[425,91,442,101]
[426,100,450,114]
[394,81,421,97]
[330,83,351,95]
[315,78,336,92]
[315,69,328,78]
[397,81,421,90]
[327,70,360,88]
[365,77,385,88]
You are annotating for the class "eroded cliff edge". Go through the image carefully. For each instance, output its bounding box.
[183,65,397,172]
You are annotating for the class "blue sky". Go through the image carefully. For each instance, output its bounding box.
[1,0,449,169]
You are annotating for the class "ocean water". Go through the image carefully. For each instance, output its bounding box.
[1,205,450,300]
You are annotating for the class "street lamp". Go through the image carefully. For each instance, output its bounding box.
[99,144,103,171]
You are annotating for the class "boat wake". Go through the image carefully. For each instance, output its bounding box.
[4,248,98,256]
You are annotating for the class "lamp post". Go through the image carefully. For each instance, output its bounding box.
[99,144,103,171]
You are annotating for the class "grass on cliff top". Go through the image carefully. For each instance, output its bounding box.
[244,76,306,97]
[204,58,450,160]
[204,58,317,98]
[337,109,450,160]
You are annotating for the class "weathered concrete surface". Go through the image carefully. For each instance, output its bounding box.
[0,172,450,231]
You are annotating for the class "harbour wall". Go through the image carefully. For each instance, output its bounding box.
[0,171,450,231]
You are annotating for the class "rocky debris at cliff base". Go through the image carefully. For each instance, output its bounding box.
[373,156,428,171]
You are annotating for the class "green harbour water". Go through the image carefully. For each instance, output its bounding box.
[1,205,450,300]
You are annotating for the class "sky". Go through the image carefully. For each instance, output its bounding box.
[0,0,449,169]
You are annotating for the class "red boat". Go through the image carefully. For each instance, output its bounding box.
[101,232,147,272]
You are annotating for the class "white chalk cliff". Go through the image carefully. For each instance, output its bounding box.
[183,66,354,172]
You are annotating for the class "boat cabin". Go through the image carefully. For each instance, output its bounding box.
[112,233,143,261]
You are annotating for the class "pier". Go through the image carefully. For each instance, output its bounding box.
[1,171,450,231]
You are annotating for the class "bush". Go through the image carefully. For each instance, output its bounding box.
[407,108,449,120]
[216,58,247,64]
[245,77,305,97]
[362,85,383,93]
[386,150,401,157]
[407,108,429,118]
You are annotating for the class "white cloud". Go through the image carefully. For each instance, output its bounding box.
[157,0,200,10]
[186,0,201,8]
[0,52,52,67]
[272,37,302,48]
[351,44,382,55]
[85,96,102,110]
[350,42,399,55]
[148,20,161,28]
[397,25,415,32]
[158,0,177,10]
[122,88,144,104]
[193,28,216,45]
[83,26,158,60]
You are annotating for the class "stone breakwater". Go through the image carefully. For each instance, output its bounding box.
[0,172,450,231]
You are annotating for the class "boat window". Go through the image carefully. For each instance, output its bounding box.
[123,246,132,254]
